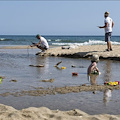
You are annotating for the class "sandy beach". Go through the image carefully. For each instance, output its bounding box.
[1,45,120,60]
[0,45,120,120]
[0,103,120,120]
[0,45,120,60]
[42,45,120,61]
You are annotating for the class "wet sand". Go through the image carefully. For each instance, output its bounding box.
[0,84,120,97]
[1,45,120,120]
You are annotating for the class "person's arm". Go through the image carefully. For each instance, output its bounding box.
[36,37,42,46]
[37,40,41,45]
[30,42,36,47]
[112,21,114,28]
[30,39,41,47]
[91,63,99,72]
[95,66,99,72]
[99,22,108,29]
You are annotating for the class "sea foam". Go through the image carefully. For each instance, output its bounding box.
[0,38,5,41]
[52,40,120,46]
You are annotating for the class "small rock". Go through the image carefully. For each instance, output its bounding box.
[71,65,76,68]
[41,79,55,83]
[82,84,86,86]
[9,80,17,82]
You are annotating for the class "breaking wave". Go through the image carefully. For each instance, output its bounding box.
[52,40,120,46]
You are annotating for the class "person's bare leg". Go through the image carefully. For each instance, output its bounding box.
[35,46,45,55]
[109,41,112,50]
[36,45,45,51]
[107,42,110,50]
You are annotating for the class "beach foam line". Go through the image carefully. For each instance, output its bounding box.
[52,40,120,46]
[0,38,12,41]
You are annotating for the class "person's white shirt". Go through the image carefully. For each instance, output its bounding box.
[104,17,113,33]
[41,37,49,49]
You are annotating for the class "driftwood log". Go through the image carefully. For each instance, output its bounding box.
[29,64,44,67]
[54,61,62,67]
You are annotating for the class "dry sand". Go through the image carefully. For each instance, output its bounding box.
[0,103,120,120]
[1,45,120,120]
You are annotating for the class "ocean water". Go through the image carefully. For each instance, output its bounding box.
[0,35,120,46]
[0,35,120,115]
[0,48,120,115]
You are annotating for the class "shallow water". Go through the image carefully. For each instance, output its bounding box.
[0,48,120,115]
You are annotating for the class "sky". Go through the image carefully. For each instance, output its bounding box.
[0,1,120,35]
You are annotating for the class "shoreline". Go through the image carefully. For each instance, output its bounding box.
[1,45,120,61]
[0,45,34,49]
[0,45,120,61]
[44,45,120,61]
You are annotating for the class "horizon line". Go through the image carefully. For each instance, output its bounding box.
[0,34,120,36]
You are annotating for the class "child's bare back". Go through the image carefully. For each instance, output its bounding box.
[87,55,100,75]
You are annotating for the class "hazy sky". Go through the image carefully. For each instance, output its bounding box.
[0,1,119,35]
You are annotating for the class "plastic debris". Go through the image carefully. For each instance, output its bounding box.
[0,78,2,84]
[91,71,99,75]
[104,81,120,86]
[72,72,78,76]
[61,67,66,69]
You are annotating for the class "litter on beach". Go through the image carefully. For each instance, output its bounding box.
[104,81,120,86]
[61,67,66,69]
[72,72,78,76]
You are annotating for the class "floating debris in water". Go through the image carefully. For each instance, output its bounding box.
[71,65,76,68]
[104,81,120,86]
[61,67,66,69]
[0,76,5,79]
[9,80,17,82]
[0,78,3,84]
[71,65,85,68]
[41,79,55,83]
[29,64,44,67]
[72,72,78,76]
[54,61,62,67]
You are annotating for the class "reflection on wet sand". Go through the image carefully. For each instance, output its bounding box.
[87,60,113,105]
[87,74,99,94]
[104,60,112,82]
[103,60,112,106]
[103,89,112,106]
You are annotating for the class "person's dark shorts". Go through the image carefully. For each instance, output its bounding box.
[105,32,112,42]
[37,45,48,50]
[43,46,48,50]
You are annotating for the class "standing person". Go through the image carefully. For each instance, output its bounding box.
[30,34,49,54]
[98,12,114,51]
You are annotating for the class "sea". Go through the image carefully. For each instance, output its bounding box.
[0,35,120,46]
[0,35,120,115]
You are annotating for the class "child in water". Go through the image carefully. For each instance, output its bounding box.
[87,54,100,75]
